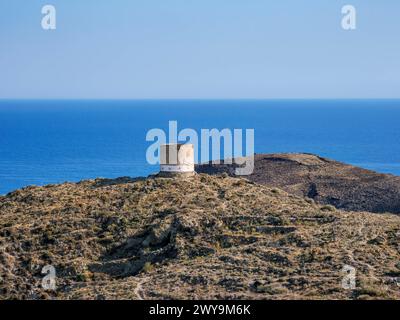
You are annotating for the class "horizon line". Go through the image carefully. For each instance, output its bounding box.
[1,98,400,102]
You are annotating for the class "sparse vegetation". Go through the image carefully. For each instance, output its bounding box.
[321,205,336,212]
[197,153,400,214]
[142,262,154,274]
[0,173,399,300]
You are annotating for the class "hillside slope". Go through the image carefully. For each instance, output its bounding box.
[1,174,399,300]
[197,153,400,214]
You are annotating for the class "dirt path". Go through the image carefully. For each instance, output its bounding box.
[134,277,148,300]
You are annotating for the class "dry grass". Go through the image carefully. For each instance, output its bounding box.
[0,173,399,300]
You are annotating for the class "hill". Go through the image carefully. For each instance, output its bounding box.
[197,153,400,214]
[0,174,399,300]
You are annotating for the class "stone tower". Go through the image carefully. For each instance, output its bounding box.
[159,144,195,176]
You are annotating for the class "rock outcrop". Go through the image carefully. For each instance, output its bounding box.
[197,153,400,214]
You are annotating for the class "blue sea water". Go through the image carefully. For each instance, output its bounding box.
[1,100,400,195]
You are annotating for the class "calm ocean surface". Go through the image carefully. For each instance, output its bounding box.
[1,100,400,195]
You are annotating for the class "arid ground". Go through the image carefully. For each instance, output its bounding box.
[1,157,400,299]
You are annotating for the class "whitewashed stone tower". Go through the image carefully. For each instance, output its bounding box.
[159,144,195,176]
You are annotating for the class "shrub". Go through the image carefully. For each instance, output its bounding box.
[321,205,336,212]
[142,262,154,273]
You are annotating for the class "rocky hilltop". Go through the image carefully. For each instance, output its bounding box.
[1,173,399,300]
[197,153,400,214]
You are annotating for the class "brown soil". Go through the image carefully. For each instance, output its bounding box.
[197,153,400,214]
[1,173,399,300]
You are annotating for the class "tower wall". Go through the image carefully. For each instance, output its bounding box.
[160,144,195,174]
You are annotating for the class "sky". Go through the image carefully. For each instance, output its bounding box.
[0,0,399,99]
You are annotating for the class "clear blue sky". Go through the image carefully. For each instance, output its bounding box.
[0,0,399,99]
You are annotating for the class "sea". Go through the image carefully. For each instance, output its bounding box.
[1,99,400,195]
